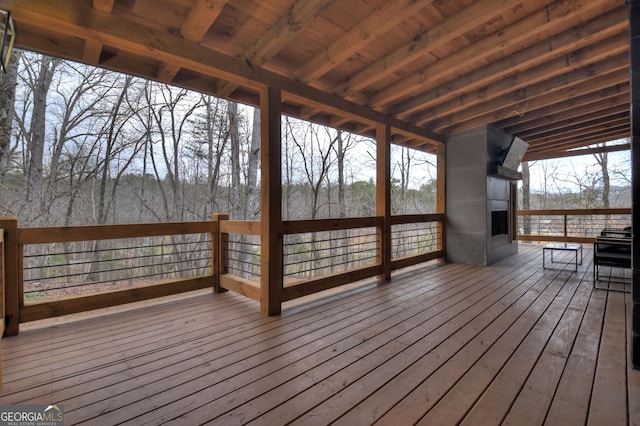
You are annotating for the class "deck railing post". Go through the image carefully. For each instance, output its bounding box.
[0,217,20,336]
[563,214,568,238]
[437,144,446,253]
[260,86,283,315]
[376,124,391,281]
[212,213,229,293]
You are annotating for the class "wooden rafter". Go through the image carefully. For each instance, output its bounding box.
[181,0,229,42]
[294,0,430,82]
[0,0,630,158]
[388,5,628,117]
[335,0,526,99]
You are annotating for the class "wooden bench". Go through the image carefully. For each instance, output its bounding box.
[593,229,631,292]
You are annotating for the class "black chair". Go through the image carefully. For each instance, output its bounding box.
[593,227,631,292]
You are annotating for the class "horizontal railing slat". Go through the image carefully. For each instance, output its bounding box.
[281,264,382,302]
[518,208,631,216]
[282,216,382,234]
[20,276,214,323]
[390,213,444,225]
[220,220,261,235]
[19,221,216,245]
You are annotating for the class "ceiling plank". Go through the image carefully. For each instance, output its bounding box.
[527,113,629,142]
[514,104,629,139]
[293,0,430,82]
[425,58,629,133]
[337,0,531,100]
[218,0,335,101]
[246,0,335,67]
[498,82,629,129]
[387,5,627,117]
[413,34,628,126]
[526,125,629,153]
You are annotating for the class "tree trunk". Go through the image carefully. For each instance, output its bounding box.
[25,57,57,222]
[229,101,242,219]
[0,49,21,180]
[522,161,531,236]
[246,107,260,220]
[594,147,610,227]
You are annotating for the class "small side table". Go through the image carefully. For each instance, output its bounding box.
[543,242,582,273]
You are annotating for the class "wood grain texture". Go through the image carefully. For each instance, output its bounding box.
[1,245,637,425]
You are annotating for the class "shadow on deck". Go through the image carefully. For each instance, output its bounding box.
[1,244,639,425]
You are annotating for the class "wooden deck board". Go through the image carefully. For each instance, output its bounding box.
[0,244,638,425]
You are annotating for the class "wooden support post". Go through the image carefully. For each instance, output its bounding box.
[0,218,19,336]
[260,86,283,315]
[629,0,640,370]
[436,144,446,254]
[212,213,229,293]
[376,124,391,281]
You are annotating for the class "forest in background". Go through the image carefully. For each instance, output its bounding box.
[0,50,630,229]
[0,51,437,228]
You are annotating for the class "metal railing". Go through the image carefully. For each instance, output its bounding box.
[23,234,212,300]
[517,208,631,243]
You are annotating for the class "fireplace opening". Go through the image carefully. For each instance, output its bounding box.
[491,210,509,236]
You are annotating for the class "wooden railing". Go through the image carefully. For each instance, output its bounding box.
[0,213,444,335]
[517,208,631,243]
[216,214,444,303]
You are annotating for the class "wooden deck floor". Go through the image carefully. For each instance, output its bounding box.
[1,245,639,425]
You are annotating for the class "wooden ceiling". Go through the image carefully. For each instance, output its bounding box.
[0,0,631,160]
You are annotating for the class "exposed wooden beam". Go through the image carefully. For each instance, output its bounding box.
[247,0,334,67]
[340,0,538,101]
[524,143,630,162]
[429,63,629,135]
[157,62,182,83]
[87,0,114,66]
[294,0,429,82]
[181,0,228,42]
[503,94,629,135]
[499,81,629,128]
[82,38,103,65]
[213,0,332,96]
[516,107,629,140]
[419,34,627,128]
[526,126,630,154]
[529,114,629,143]
[388,5,627,117]
[5,0,443,145]
[157,0,230,84]
[531,121,630,146]
[92,0,114,13]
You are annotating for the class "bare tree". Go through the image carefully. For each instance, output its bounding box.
[593,145,610,208]
[23,56,59,223]
[521,161,531,236]
[0,49,21,179]
[246,107,260,220]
